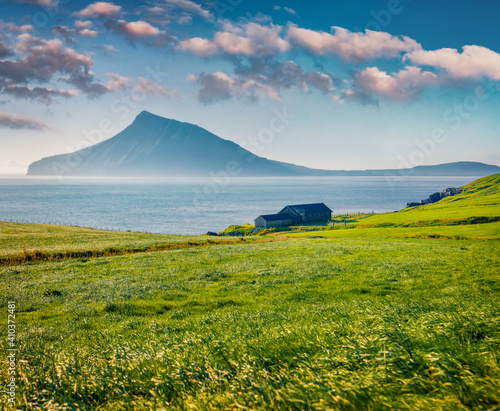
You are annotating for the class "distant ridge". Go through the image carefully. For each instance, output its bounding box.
[27,111,500,177]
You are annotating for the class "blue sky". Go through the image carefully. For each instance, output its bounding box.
[0,0,499,174]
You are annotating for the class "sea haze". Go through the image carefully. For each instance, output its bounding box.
[0,176,478,235]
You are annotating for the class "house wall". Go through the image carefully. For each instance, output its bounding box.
[254,217,266,228]
[302,212,331,222]
[266,219,293,228]
[255,217,293,229]
[265,219,293,228]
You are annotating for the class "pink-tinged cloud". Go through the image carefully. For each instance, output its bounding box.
[102,74,175,97]
[354,66,438,100]
[121,21,160,37]
[0,22,34,35]
[178,23,290,57]
[74,20,93,30]
[244,23,290,54]
[178,37,218,57]
[106,20,173,45]
[2,34,109,98]
[287,25,421,62]
[133,77,175,97]
[406,45,500,81]
[13,35,94,70]
[105,73,133,91]
[77,2,121,18]
[213,32,256,55]
[0,112,54,131]
[78,29,98,38]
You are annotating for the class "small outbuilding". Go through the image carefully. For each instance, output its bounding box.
[254,213,294,229]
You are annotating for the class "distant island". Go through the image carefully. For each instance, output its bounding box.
[27,111,500,177]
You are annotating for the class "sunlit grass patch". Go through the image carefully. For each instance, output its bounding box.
[3,237,499,409]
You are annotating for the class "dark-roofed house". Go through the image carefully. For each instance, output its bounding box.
[254,213,294,229]
[254,203,332,229]
[279,203,332,224]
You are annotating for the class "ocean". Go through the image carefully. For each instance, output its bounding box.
[0,176,477,235]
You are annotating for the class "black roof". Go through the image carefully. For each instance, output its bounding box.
[257,213,294,222]
[285,203,332,214]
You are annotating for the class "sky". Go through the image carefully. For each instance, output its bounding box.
[0,0,499,174]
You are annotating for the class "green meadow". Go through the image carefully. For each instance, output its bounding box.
[1,175,499,410]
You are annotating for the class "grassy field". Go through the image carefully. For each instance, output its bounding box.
[0,222,252,266]
[1,175,499,410]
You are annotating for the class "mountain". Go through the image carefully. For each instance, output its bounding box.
[28,111,309,177]
[27,111,500,177]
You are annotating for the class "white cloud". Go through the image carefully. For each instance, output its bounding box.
[287,25,421,62]
[78,29,98,38]
[105,73,133,91]
[177,23,290,57]
[74,20,93,30]
[354,66,438,100]
[178,37,218,57]
[406,45,500,81]
[77,2,121,17]
[179,24,420,61]
[244,23,290,54]
[119,21,160,37]
[0,22,33,35]
[213,32,257,55]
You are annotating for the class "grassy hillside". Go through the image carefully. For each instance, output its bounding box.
[0,222,187,256]
[1,174,499,410]
[357,173,500,224]
[0,222,249,265]
[288,174,500,240]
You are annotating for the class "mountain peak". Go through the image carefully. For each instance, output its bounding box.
[134,111,184,127]
[136,110,161,120]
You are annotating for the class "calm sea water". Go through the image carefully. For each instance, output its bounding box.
[0,176,477,235]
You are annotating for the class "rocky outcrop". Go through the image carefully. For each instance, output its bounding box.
[407,187,463,208]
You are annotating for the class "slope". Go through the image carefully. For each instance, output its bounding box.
[287,174,500,240]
